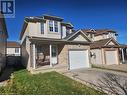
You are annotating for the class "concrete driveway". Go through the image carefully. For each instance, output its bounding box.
[93,64,127,72]
[63,68,127,95]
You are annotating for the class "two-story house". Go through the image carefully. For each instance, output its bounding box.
[82,29,127,65]
[20,15,92,72]
[7,41,20,56]
[0,12,8,71]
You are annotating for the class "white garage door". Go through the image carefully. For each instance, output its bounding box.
[69,50,90,70]
[105,50,118,65]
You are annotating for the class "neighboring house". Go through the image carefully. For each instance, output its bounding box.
[0,13,8,70]
[82,29,127,65]
[7,41,20,56]
[20,15,92,71]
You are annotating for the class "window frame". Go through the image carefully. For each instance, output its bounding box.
[54,21,58,32]
[41,22,44,34]
[49,20,59,33]
[15,48,19,53]
[49,20,54,32]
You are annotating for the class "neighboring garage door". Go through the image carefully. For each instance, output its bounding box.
[69,50,90,70]
[105,50,118,65]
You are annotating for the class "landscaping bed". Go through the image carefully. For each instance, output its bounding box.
[0,70,105,95]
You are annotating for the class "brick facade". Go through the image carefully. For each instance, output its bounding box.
[58,43,90,69]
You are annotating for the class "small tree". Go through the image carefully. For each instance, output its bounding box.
[96,73,127,95]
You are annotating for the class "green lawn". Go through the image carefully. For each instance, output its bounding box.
[0,70,105,95]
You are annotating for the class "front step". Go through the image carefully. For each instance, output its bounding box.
[30,65,68,74]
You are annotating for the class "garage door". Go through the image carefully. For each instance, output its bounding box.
[105,50,118,65]
[69,50,90,70]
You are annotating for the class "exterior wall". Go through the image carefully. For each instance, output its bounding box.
[7,48,21,56]
[28,20,73,39]
[91,48,120,65]
[94,33,117,41]
[61,26,66,38]
[0,18,7,69]
[108,41,115,45]
[91,49,103,64]
[58,44,90,69]
[21,37,31,70]
[28,21,61,39]
[94,35,106,41]
[0,35,6,68]
[21,26,29,44]
[72,34,88,41]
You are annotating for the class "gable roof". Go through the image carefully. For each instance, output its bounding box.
[29,36,91,45]
[90,38,119,49]
[80,29,118,36]
[7,41,20,48]
[43,14,64,21]
[81,29,96,34]
[95,29,117,36]
[64,30,92,42]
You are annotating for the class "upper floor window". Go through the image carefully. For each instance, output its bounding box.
[41,23,44,34]
[54,21,58,32]
[49,20,58,32]
[49,20,53,32]
[15,48,19,53]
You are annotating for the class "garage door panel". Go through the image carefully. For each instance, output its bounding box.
[69,50,89,70]
[105,50,118,65]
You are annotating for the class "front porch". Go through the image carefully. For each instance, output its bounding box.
[30,43,60,70]
[119,46,127,64]
[28,36,69,72]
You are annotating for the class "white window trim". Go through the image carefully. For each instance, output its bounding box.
[49,20,58,33]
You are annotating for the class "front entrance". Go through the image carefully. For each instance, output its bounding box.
[51,45,58,65]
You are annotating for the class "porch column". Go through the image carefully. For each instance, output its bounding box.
[121,48,125,63]
[32,44,36,69]
[50,44,52,67]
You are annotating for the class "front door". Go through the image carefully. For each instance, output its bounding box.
[51,45,58,65]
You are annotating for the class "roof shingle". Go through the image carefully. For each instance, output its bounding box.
[7,41,20,48]
[90,38,111,49]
